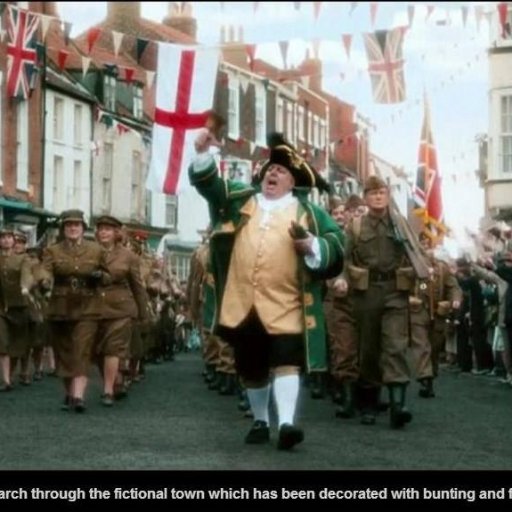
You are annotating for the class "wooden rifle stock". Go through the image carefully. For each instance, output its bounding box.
[388,197,431,281]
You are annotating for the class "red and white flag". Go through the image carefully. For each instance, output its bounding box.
[147,44,220,195]
[413,94,443,235]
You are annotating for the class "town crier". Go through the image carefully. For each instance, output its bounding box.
[189,130,344,450]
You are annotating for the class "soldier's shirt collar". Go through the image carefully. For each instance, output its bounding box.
[368,212,390,227]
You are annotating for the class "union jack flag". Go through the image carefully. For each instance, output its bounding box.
[413,94,445,242]
[6,5,39,99]
[363,27,406,104]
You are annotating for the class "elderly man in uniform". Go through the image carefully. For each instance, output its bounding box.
[189,131,344,450]
[344,176,418,429]
[323,195,364,417]
[409,233,462,398]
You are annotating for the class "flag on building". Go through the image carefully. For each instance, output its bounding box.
[147,44,220,195]
[413,94,446,243]
[6,5,39,99]
[363,27,406,104]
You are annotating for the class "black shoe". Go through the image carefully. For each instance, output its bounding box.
[277,424,304,450]
[244,420,270,444]
[418,377,435,398]
[101,394,114,407]
[33,371,43,381]
[0,383,14,392]
[208,372,222,391]
[310,373,326,399]
[219,374,236,396]
[60,396,72,411]
[73,398,86,413]
[360,411,377,425]
[388,384,413,429]
[335,382,356,419]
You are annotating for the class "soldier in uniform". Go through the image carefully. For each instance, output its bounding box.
[409,233,462,398]
[0,227,32,391]
[323,195,364,417]
[40,210,109,412]
[190,131,343,449]
[344,176,417,429]
[94,216,149,406]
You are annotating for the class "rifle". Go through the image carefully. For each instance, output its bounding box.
[388,196,432,281]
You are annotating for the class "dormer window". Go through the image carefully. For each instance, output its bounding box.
[104,74,116,111]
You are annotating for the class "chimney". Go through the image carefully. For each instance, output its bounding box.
[107,2,141,20]
[163,2,197,41]
[299,50,322,92]
[43,2,59,17]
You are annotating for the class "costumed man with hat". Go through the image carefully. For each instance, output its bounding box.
[94,216,149,406]
[323,195,364,417]
[39,210,109,412]
[0,226,32,391]
[409,232,462,398]
[344,175,419,429]
[189,130,344,450]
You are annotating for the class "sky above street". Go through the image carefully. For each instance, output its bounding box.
[58,1,491,249]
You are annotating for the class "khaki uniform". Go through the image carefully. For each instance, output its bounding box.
[410,258,462,378]
[323,283,358,383]
[346,213,412,386]
[41,240,106,378]
[96,244,149,359]
[0,253,32,357]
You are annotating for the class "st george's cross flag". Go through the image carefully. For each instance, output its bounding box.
[363,27,406,104]
[147,44,220,195]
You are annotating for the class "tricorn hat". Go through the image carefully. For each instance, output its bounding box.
[254,133,330,192]
[60,209,87,226]
[363,175,388,193]
[96,215,123,228]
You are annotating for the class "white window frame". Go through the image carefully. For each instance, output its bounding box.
[133,85,144,120]
[131,150,142,218]
[104,74,117,112]
[16,100,29,191]
[53,96,64,142]
[320,119,326,149]
[313,115,320,148]
[298,106,305,142]
[500,94,512,175]
[255,83,266,146]
[276,97,284,133]
[53,155,64,212]
[307,111,313,145]
[286,103,294,144]
[227,76,240,140]
[165,195,178,230]
[103,142,113,211]
[74,104,82,146]
[73,160,82,205]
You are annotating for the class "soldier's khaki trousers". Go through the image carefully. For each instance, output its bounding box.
[202,333,236,374]
[324,297,359,383]
[353,282,410,386]
[410,306,433,380]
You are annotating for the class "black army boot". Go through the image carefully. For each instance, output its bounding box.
[310,372,326,399]
[332,381,343,404]
[418,377,435,398]
[388,383,413,429]
[204,364,216,384]
[208,371,222,391]
[218,373,236,396]
[360,387,378,425]
[335,381,356,419]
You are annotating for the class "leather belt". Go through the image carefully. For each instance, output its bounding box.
[369,270,396,282]
[54,276,96,290]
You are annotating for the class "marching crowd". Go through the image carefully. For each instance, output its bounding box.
[1,128,511,454]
